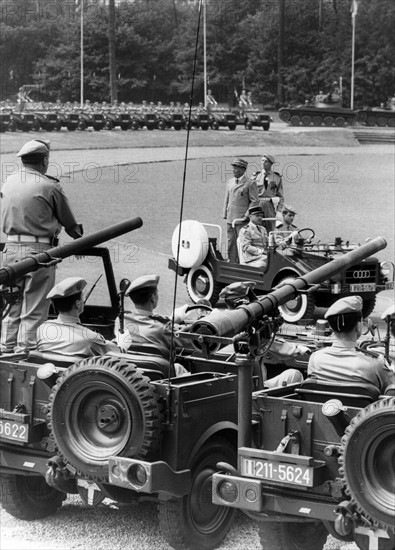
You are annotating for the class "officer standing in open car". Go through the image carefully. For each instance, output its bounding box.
[251,153,284,234]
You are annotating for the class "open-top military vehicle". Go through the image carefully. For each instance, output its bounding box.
[208,106,237,130]
[235,107,271,131]
[168,221,394,323]
[211,262,394,550]
[0,223,390,550]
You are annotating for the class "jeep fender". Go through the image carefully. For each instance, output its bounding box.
[188,422,238,463]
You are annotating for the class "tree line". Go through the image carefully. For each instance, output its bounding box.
[1,0,394,108]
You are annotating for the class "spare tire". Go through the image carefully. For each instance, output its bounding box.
[339,397,395,531]
[48,355,162,481]
[172,220,209,269]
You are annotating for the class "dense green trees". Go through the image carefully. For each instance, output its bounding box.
[1,0,394,107]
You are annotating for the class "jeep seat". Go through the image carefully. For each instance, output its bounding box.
[28,350,77,368]
[295,378,380,407]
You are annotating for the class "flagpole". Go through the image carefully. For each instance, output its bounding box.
[350,1,357,110]
[80,0,84,108]
[203,0,207,107]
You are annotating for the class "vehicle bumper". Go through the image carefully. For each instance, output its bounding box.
[108,457,191,498]
[0,446,50,476]
[212,472,336,522]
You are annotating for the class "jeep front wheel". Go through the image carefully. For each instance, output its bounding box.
[48,355,162,481]
[158,437,236,550]
[277,276,316,323]
[186,265,223,306]
[339,397,395,531]
[259,521,328,550]
[0,474,65,520]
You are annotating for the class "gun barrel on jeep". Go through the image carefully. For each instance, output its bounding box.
[190,236,387,342]
[0,217,143,285]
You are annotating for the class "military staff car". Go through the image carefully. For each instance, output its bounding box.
[168,221,394,323]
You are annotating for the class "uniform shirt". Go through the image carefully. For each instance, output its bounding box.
[1,167,79,238]
[275,221,298,246]
[116,307,191,360]
[238,221,268,263]
[223,174,259,222]
[307,340,395,394]
[252,170,284,212]
[37,313,119,358]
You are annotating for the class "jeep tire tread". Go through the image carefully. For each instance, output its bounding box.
[339,397,395,531]
[0,473,65,520]
[259,521,328,550]
[158,437,236,550]
[48,355,162,481]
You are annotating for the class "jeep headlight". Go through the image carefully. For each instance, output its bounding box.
[380,261,394,282]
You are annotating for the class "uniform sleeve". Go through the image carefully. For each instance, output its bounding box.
[247,180,259,214]
[377,357,395,393]
[223,184,229,219]
[51,182,82,237]
[275,176,284,211]
[88,331,121,355]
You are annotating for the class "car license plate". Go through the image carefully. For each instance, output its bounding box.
[0,419,29,443]
[350,283,376,292]
[240,456,314,487]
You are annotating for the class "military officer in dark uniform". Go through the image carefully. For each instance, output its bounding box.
[251,153,284,234]
[37,277,120,358]
[1,139,83,353]
[114,275,190,374]
[223,158,259,263]
[307,296,394,394]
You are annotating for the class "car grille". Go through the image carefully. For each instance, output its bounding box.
[344,263,378,284]
[226,114,236,122]
[173,114,183,122]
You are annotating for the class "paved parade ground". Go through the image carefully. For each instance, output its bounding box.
[0,125,394,550]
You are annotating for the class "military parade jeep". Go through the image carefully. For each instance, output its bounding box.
[0,223,391,550]
[168,221,394,323]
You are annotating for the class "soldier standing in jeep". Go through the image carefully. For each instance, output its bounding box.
[252,153,284,233]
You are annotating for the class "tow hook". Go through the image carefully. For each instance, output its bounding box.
[334,500,356,537]
[46,456,75,493]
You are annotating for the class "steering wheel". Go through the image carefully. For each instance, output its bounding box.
[183,303,213,326]
[296,228,315,242]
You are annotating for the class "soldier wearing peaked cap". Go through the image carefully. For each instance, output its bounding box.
[114,275,191,375]
[238,205,268,267]
[1,139,83,354]
[251,153,284,234]
[307,296,395,394]
[223,158,258,263]
[36,277,120,358]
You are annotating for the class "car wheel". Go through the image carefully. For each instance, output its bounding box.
[339,397,395,531]
[158,437,236,550]
[48,355,162,481]
[186,265,223,306]
[0,474,65,520]
[259,521,328,550]
[277,275,316,323]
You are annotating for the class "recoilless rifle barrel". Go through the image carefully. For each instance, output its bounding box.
[191,236,387,341]
[0,218,143,286]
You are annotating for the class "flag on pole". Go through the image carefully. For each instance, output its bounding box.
[351,0,358,18]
